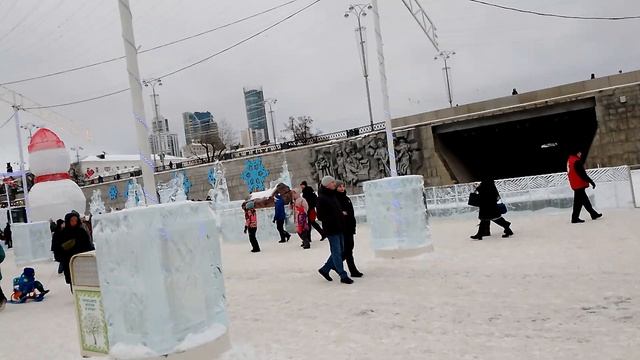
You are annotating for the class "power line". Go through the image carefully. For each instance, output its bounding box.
[0,111,15,129]
[20,0,321,110]
[22,88,130,110]
[0,0,301,86]
[468,0,640,20]
[151,0,321,81]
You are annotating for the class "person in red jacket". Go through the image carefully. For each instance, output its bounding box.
[567,151,602,223]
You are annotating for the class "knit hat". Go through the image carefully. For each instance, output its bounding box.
[335,180,345,187]
[321,175,336,187]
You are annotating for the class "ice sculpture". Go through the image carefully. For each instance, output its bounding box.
[363,175,432,258]
[269,159,292,189]
[207,162,230,205]
[158,173,188,204]
[89,189,106,215]
[12,221,52,265]
[92,202,228,358]
[125,178,147,209]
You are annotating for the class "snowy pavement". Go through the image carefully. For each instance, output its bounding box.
[1,209,639,360]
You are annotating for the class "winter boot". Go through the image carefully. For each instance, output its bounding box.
[318,269,332,282]
[340,277,354,284]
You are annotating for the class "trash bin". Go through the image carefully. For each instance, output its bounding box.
[70,251,109,357]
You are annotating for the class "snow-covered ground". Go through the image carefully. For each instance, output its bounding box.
[1,209,639,360]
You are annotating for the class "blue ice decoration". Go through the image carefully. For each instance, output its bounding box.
[108,185,119,200]
[241,158,270,193]
[123,180,132,199]
[207,168,216,186]
[174,170,192,195]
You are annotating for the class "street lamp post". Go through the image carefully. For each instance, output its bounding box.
[345,4,375,129]
[143,78,163,168]
[434,50,456,108]
[263,98,278,144]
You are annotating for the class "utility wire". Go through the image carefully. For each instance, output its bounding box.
[151,0,321,80]
[0,0,300,86]
[468,0,640,20]
[21,0,321,110]
[0,111,15,129]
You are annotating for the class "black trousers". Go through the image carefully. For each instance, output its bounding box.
[478,217,511,236]
[342,232,360,274]
[276,219,289,242]
[0,284,6,301]
[299,229,311,247]
[572,188,598,221]
[309,219,324,239]
[248,228,260,251]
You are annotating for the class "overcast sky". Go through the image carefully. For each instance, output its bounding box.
[1,0,639,165]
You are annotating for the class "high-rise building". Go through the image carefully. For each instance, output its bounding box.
[243,87,269,146]
[183,111,221,148]
[148,93,180,157]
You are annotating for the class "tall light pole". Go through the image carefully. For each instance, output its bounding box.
[20,122,41,139]
[263,98,278,144]
[345,4,375,129]
[434,50,455,108]
[11,104,31,220]
[143,78,163,167]
[70,146,84,164]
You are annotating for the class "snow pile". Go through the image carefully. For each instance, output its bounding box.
[92,202,228,357]
[12,221,52,265]
[363,175,432,256]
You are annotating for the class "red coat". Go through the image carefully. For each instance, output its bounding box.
[567,155,590,190]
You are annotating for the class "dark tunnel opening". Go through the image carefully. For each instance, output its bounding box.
[434,106,598,182]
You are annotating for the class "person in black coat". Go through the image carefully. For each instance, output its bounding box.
[470,180,514,240]
[3,223,12,248]
[316,176,353,284]
[336,180,363,277]
[52,212,94,290]
[300,181,326,240]
[51,219,65,274]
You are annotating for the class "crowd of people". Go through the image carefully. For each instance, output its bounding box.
[243,176,364,285]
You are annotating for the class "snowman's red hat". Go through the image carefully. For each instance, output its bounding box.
[28,128,66,153]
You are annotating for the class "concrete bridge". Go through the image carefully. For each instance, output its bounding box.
[82,70,640,210]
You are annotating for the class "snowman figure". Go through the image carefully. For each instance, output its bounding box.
[28,128,86,222]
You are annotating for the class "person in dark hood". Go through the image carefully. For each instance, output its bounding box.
[470,179,514,241]
[336,180,363,277]
[300,181,326,241]
[52,212,94,291]
[51,219,65,274]
[316,176,353,285]
[273,193,290,243]
[567,151,602,223]
[3,222,12,248]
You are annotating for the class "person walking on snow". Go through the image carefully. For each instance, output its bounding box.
[336,180,363,277]
[300,181,326,241]
[292,190,311,249]
[567,151,602,223]
[470,179,514,241]
[4,223,12,249]
[244,201,260,253]
[317,176,354,284]
[273,193,291,243]
[51,212,94,292]
[0,243,7,310]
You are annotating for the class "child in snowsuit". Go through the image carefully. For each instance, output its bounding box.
[244,201,260,253]
[292,191,311,249]
[13,267,49,302]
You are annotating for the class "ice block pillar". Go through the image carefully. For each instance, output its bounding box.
[363,175,432,258]
[12,221,53,265]
[92,202,229,359]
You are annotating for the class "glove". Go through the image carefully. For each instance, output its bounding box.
[243,226,248,234]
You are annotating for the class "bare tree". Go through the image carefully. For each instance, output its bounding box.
[282,116,320,142]
[83,313,103,346]
[217,119,240,155]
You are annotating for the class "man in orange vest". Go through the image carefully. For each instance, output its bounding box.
[567,151,602,223]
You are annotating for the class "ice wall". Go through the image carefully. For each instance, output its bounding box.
[363,175,432,257]
[92,202,228,358]
[12,221,52,265]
